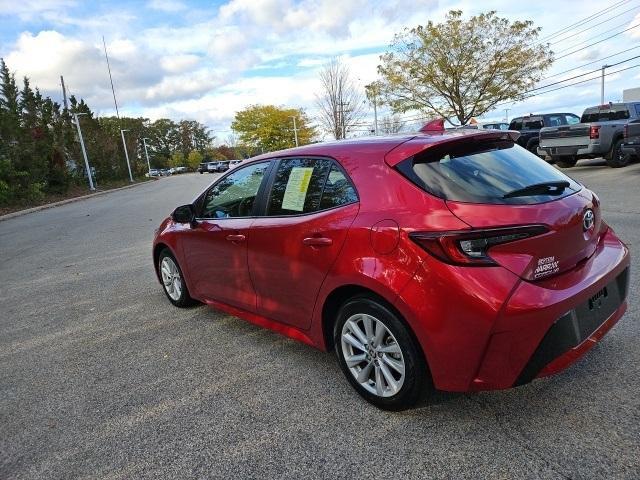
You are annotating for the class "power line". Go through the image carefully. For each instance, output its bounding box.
[537,0,631,43]
[542,45,640,80]
[554,19,640,55]
[525,54,640,93]
[549,3,640,46]
[555,23,640,60]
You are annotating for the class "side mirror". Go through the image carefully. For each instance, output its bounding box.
[172,204,195,224]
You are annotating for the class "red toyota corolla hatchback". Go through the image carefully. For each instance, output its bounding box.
[153,120,629,410]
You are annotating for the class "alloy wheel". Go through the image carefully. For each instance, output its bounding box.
[340,313,405,397]
[160,256,183,301]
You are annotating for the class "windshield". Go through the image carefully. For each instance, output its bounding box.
[396,139,581,205]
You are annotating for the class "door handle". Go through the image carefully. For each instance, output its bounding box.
[303,236,333,247]
[226,234,246,242]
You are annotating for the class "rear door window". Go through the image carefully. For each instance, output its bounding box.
[266,158,357,215]
[545,115,564,127]
[509,118,522,130]
[523,117,543,129]
[396,140,580,205]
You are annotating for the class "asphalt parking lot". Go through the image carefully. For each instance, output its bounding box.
[1,160,639,480]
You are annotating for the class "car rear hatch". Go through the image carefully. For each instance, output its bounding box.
[393,134,604,281]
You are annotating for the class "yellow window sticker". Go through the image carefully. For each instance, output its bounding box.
[281,167,314,211]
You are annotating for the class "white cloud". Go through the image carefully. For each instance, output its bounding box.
[147,0,187,12]
[628,13,640,39]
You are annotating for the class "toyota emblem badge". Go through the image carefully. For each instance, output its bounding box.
[583,209,595,231]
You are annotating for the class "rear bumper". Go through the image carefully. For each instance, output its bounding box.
[470,228,629,391]
[399,228,630,392]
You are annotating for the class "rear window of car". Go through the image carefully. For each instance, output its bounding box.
[396,139,581,205]
[581,106,630,122]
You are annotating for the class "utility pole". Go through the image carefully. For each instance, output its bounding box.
[504,108,510,123]
[372,92,379,136]
[60,76,69,111]
[120,129,134,182]
[601,64,609,104]
[142,138,152,176]
[290,116,299,147]
[338,101,349,139]
[73,113,95,191]
[103,36,121,120]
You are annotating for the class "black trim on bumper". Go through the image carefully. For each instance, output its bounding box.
[514,267,629,386]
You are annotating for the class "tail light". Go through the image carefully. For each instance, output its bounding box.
[589,125,600,139]
[623,124,628,139]
[409,225,549,266]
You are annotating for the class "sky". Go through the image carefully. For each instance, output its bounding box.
[1,0,639,140]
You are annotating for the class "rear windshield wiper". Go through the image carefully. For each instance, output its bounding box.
[503,181,571,199]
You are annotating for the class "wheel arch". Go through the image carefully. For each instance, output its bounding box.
[320,284,429,376]
[153,242,173,283]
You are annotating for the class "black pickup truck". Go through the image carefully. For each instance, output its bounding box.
[508,113,581,156]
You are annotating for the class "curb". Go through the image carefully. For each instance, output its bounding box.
[0,179,157,222]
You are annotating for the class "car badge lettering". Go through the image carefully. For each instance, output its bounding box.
[534,256,559,279]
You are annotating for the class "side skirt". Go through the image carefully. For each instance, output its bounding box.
[203,298,321,349]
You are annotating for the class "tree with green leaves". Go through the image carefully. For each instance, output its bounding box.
[375,10,553,125]
[231,105,316,152]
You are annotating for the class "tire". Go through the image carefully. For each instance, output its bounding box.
[334,295,430,410]
[158,249,197,307]
[555,156,578,168]
[605,139,630,168]
[526,139,541,157]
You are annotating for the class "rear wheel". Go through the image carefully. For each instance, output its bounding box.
[605,139,630,168]
[555,156,578,168]
[158,249,197,307]
[334,295,429,410]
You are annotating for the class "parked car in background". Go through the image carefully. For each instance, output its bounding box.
[539,102,640,168]
[481,122,509,130]
[174,166,188,174]
[229,159,243,167]
[160,168,172,176]
[508,113,580,156]
[148,168,160,177]
[153,120,629,410]
[198,162,208,174]
[206,162,219,173]
[621,119,640,162]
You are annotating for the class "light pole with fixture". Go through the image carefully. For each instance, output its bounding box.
[120,129,134,182]
[72,112,95,191]
[142,137,152,176]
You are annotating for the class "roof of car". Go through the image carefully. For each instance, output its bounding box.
[247,128,518,167]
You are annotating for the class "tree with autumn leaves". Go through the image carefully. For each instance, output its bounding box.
[231,105,316,152]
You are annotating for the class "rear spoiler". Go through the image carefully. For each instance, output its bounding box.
[385,126,521,167]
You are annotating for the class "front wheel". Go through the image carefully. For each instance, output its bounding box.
[555,156,578,168]
[158,250,197,307]
[606,139,630,168]
[334,296,429,410]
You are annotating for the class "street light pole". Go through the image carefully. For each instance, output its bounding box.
[72,112,95,191]
[601,64,609,104]
[370,90,379,136]
[120,129,134,182]
[290,116,299,147]
[142,137,152,176]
